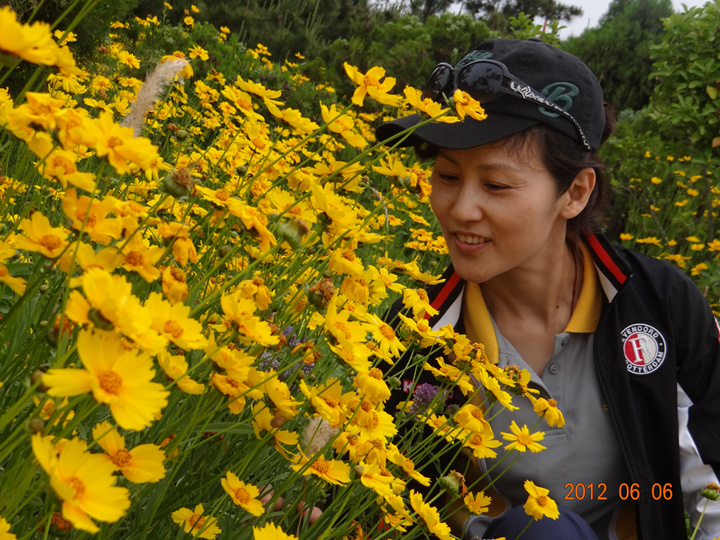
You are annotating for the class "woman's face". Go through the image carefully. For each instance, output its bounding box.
[429,140,578,284]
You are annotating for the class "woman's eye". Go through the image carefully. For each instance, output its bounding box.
[485,183,507,191]
[437,173,459,183]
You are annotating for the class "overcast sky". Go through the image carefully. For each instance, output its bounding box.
[557,0,710,37]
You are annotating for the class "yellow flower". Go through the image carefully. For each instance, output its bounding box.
[146,292,207,350]
[403,86,458,123]
[162,266,189,305]
[253,522,298,540]
[90,111,160,175]
[0,515,16,540]
[183,15,194,26]
[635,236,662,247]
[92,421,166,483]
[300,378,353,428]
[409,489,452,540]
[320,103,367,149]
[619,233,634,241]
[530,396,565,428]
[402,287,439,319]
[501,421,546,453]
[0,242,25,295]
[453,89,487,122]
[650,177,662,184]
[11,211,68,259]
[43,330,169,430]
[219,290,279,347]
[708,239,720,252]
[31,434,130,533]
[251,402,299,449]
[171,504,221,539]
[691,263,708,276]
[0,7,58,66]
[188,45,208,60]
[119,234,165,282]
[343,62,402,107]
[523,480,559,520]
[354,368,391,404]
[64,268,166,354]
[358,463,404,499]
[158,350,205,394]
[464,491,492,515]
[221,473,264,516]
[687,188,700,196]
[291,451,351,485]
[61,189,123,245]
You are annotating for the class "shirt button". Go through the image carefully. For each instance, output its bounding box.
[561,337,570,347]
[548,364,560,375]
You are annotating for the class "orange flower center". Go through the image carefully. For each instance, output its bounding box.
[163,319,184,338]
[215,189,229,201]
[470,434,484,445]
[169,267,187,282]
[67,476,86,498]
[378,324,395,341]
[234,487,251,504]
[537,495,548,506]
[188,513,206,531]
[107,136,124,149]
[111,448,132,468]
[39,234,63,251]
[368,367,383,380]
[548,399,558,408]
[124,251,144,266]
[324,396,339,408]
[312,456,330,474]
[333,321,352,341]
[516,433,533,446]
[363,75,379,87]
[0,266,8,277]
[98,370,122,394]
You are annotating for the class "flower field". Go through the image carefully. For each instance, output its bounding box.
[0,2,718,540]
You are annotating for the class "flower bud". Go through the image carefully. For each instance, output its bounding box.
[702,483,720,501]
[438,471,464,496]
[174,129,188,140]
[31,370,49,392]
[161,167,194,199]
[88,307,114,331]
[29,417,45,434]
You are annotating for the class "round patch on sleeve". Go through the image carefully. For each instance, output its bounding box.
[621,324,667,375]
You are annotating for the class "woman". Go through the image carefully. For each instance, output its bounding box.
[377,38,720,540]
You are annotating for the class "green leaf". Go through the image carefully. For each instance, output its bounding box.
[707,85,718,99]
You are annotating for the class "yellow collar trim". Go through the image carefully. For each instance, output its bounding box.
[462,242,602,365]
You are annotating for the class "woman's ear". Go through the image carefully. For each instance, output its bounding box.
[560,168,596,219]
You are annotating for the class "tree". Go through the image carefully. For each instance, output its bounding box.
[462,0,582,28]
[562,0,673,112]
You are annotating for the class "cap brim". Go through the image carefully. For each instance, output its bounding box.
[375,112,539,150]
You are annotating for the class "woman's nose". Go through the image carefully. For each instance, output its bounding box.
[449,183,484,222]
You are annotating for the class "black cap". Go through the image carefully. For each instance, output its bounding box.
[375,38,606,152]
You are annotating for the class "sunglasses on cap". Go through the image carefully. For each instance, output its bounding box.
[422,59,593,152]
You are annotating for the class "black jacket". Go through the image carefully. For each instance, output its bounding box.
[386,232,720,539]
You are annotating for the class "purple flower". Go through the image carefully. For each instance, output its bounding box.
[409,383,442,414]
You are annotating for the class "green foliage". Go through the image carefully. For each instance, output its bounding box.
[326,12,491,98]
[562,0,673,113]
[463,0,583,32]
[8,0,140,56]
[648,1,720,151]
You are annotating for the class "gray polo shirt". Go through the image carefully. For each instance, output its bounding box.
[462,248,636,540]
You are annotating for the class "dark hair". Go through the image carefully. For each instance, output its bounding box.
[416,105,617,238]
